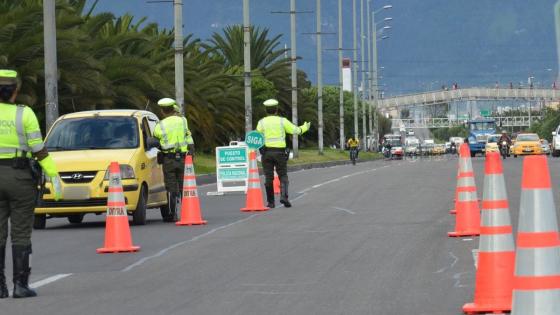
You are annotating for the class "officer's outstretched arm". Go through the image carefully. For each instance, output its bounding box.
[284,119,311,135]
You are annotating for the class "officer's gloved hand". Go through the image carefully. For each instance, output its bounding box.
[50,175,63,201]
[301,121,311,133]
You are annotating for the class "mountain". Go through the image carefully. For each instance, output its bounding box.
[90,0,558,96]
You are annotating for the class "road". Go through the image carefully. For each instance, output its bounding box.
[1,155,559,315]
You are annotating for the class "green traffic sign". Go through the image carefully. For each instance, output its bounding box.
[245,130,264,149]
[217,147,248,164]
[480,110,491,117]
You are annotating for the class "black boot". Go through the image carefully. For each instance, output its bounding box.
[164,193,178,222]
[265,185,275,208]
[12,245,37,298]
[0,245,8,298]
[279,179,292,208]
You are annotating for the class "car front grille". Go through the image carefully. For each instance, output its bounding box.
[476,135,488,143]
[59,171,98,184]
[37,197,128,208]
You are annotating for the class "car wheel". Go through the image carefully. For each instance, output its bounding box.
[67,214,84,224]
[33,214,46,230]
[514,155,517,158]
[132,185,147,226]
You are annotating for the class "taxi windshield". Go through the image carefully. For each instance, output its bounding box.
[516,134,539,142]
[46,117,139,151]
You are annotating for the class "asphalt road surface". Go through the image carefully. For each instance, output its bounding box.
[1,154,559,315]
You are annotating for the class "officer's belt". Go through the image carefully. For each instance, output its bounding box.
[163,152,186,158]
[264,147,286,152]
[0,158,16,166]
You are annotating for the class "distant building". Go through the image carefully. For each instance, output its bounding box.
[342,57,352,92]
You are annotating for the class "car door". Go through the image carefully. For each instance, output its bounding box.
[142,115,166,204]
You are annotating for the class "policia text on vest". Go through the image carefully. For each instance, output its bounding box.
[0,69,63,299]
[256,99,310,209]
[153,98,194,222]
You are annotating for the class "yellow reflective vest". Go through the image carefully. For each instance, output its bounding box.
[256,116,306,148]
[0,102,58,177]
[153,116,194,153]
[347,139,360,148]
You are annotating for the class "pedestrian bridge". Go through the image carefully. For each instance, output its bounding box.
[379,87,560,109]
[391,116,541,129]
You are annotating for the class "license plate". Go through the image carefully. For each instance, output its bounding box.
[523,148,532,152]
[63,186,90,200]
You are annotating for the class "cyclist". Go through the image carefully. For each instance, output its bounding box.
[347,137,360,161]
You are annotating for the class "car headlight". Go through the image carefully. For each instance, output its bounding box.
[104,164,135,180]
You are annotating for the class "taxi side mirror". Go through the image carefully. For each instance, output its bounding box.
[146,137,160,150]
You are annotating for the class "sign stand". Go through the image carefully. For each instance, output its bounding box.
[207,132,264,196]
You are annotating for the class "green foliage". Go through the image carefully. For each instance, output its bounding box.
[530,108,560,141]
[431,126,468,143]
[1,0,368,153]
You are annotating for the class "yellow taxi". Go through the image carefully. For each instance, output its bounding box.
[484,135,500,155]
[512,133,542,157]
[34,110,169,229]
[432,144,446,155]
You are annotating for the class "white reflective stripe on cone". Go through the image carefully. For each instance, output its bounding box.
[483,174,508,201]
[481,208,512,227]
[479,234,515,252]
[519,189,558,232]
[458,191,477,202]
[512,290,560,315]
[515,247,560,276]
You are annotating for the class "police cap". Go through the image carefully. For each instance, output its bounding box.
[0,70,18,86]
[263,99,279,107]
[157,98,176,107]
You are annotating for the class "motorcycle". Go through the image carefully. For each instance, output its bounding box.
[382,146,392,159]
[500,141,509,159]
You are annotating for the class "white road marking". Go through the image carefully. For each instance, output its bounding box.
[30,273,72,289]
[297,166,388,194]
[122,214,259,272]
[332,207,356,215]
[434,252,459,274]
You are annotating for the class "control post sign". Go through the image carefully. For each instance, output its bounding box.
[245,131,264,150]
[210,143,249,195]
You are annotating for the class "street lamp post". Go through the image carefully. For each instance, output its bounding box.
[174,0,185,114]
[290,0,298,158]
[317,0,324,155]
[44,0,59,130]
[353,0,359,140]
[360,0,367,151]
[243,0,252,135]
[338,0,344,152]
[371,4,392,145]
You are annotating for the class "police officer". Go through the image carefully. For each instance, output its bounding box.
[0,70,62,298]
[153,98,194,222]
[256,99,310,208]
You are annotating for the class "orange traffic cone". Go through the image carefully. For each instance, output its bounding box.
[176,155,207,226]
[273,171,280,195]
[449,144,481,237]
[511,155,560,315]
[241,150,269,212]
[97,162,140,254]
[463,152,515,314]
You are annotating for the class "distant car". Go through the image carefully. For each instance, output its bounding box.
[541,139,551,155]
[512,133,543,157]
[390,143,404,159]
[420,143,434,156]
[433,144,446,155]
[485,135,500,155]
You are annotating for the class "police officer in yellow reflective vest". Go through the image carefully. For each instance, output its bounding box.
[256,99,310,208]
[153,98,194,222]
[0,70,62,298]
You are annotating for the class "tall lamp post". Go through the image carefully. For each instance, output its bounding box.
[44,0,59,130]
[370,4,392,146]
[174,0,185,114]
[243,0,252,135]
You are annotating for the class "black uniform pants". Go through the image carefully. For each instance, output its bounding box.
[262,149,288,187]
[0,166,38,247]
[162,157,185,194]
